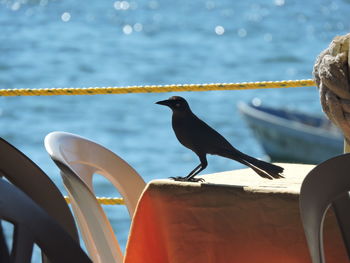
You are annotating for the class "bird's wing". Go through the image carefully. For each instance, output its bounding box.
[189,115,234,153]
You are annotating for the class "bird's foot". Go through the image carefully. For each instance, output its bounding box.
[170,176,205,182]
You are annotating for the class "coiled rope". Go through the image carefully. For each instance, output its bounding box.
[65,196,125,205]
[0,79,315,96]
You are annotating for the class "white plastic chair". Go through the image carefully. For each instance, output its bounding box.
[44,131,146,263]
[299,153,350,263]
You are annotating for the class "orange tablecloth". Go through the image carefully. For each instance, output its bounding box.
[124,164,348,263]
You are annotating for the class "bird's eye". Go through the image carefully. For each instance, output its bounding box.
[175,103,181,107]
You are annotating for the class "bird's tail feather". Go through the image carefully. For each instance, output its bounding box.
[235,156,284,179]
[238,152,284,174]
[220,148,284,179]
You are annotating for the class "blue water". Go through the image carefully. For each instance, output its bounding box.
[1,0,350,258]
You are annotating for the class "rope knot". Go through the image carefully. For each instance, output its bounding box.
[314,33,350,144]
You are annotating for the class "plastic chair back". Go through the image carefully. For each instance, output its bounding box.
[44,131,146,263]
[0,178,92,263]
[0,138,80,263]
[300,153,350,263]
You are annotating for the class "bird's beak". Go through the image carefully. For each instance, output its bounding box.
[156,99,171,106]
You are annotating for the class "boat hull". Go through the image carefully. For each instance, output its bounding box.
[238,102,343,164]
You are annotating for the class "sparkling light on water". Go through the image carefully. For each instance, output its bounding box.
[61,12,71,22]
[215,25,225,35]
[114,1,130,10]
[123,24,133,34]
[274,0,285,6]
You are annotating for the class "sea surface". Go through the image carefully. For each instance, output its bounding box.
[1,0,350,258]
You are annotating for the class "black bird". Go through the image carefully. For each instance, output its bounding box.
[156,96,284,182]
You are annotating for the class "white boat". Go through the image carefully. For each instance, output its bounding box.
[237,100,343,164]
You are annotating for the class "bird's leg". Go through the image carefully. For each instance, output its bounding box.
[170,155,207,182]
[170,164,202,182]
[170,164,204,182]
[187,163,202,177]
[185,155,207,181]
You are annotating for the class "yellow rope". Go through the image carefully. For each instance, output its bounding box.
[65,196,125,205]
[0,79,315,96]
[26,80,314,205]
[13,79,316,205]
